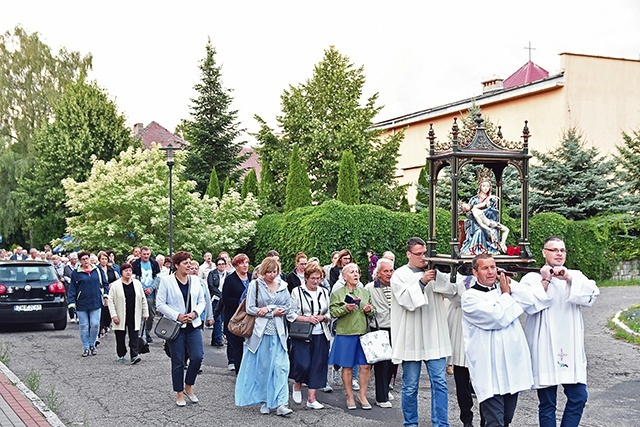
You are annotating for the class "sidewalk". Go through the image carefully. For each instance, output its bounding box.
[0,361,64,427]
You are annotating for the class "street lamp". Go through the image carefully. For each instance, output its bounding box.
[160,143,178,258]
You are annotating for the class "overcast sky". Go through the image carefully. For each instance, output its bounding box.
[2,0,639,145]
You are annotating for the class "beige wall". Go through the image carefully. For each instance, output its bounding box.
[385,53,640,206]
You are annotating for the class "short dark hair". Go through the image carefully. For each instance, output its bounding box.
[77,251,91,260]
[215,257,226,265]
[172,251,191,267]
[472,253,493,271]
[406,237,426,252]
[544,236,564,246]
[120,263,133,272]
[266,250,280,258]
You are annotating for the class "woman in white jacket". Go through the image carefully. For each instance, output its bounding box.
[107,262,148,364]
[156,251,207,407]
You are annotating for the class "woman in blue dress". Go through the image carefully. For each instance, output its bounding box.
[235,256,293,416]
[460,178,509,255]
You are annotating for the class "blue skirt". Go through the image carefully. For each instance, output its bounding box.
[328,334,368,368]
[235,334,289,409]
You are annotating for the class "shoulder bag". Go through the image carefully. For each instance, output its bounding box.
[228,280,259,338]
[288,287,314,341]
[154,276,189,341]
[359,316,392,364]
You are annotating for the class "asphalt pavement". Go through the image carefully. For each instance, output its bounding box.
[0,286,639,427]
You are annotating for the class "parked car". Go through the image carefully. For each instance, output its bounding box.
[0,261,68,330]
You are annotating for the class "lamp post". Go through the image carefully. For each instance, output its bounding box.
[161,143,177,258]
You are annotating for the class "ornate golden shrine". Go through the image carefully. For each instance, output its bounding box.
[425,113,535,279]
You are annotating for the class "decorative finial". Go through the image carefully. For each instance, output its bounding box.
[497,125,503,140]
[452,117,459,136]
[474,113,484,128]
[522,120,530,142]
[428,123,436,155]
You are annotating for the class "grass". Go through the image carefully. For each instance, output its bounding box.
[598,278,640,287]
[0,342,10,365]
[607,304,640,346]
[44,386,63,413]
[25,368,40,393]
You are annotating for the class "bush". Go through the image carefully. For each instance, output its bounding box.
[565,217,616,280]
[252,200,429,272]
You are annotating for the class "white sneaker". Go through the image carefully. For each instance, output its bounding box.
[228,363,235,371]
[352,379,360,391]
[292,389,302,404]
[322,383,333,393]
[388,392,395,401]
[276,405,293,416]
[306,400,324,409]
[260,403,270,414]
[376,400,392,408]
[332,368,341,384]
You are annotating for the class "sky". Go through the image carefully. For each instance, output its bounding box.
[2,0,639,146]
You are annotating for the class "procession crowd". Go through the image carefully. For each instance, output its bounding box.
[1,235,599,427]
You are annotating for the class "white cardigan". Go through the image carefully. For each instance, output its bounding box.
[107,278,149,331]
[156,274,206,329]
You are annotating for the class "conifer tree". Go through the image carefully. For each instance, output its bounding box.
[222,176,234,196]
[415,166,429,212]
[530,128,627,219]
[258,160,279,214]
[284,146,312,212]
[181,39,247,195]
[241,169,259,199]
[205,166,221,199]
[614,129,640,202]
[337,150,360,205]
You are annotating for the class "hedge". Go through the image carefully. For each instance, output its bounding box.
[248,201,640,280]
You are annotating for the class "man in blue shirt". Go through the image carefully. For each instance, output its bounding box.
[132,246,160,342]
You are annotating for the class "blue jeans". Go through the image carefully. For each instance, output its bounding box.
[77,308,101,350]
[168,326,204,392]
[402,358,449,427]
[537,383,588,427]
[211,300,223,344]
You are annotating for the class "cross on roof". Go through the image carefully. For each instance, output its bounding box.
[524,41,536,62]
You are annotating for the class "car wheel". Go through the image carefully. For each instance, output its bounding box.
[53,317,67,330]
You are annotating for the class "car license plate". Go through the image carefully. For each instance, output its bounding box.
[13,304,42,312]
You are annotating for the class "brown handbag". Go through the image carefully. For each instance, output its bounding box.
[227,281,259,338]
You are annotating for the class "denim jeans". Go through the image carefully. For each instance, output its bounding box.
[537,383,588,427]
[77,308,101,350]
[211,300,223,344]
[168,326,204,392]
[401,358,449,427]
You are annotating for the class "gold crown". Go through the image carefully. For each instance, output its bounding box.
[477,167,493,183]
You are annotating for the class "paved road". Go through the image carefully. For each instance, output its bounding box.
[1,286,639,427]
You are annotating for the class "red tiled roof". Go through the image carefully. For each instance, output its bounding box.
[503,61,549,89]
[134,121,188,150]
[239,147,261,177]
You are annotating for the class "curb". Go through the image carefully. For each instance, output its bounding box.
[0,360,67,427]
[612,309,640,337]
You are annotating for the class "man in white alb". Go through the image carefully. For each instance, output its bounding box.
[461,253,534,427]
[520,236,599,427]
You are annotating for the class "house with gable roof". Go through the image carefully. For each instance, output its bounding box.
[372,52,640,206]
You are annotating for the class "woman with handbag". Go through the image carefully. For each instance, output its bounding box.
[221,253,251,373]
[107,263,148,364]
[287,263,331,409]
[156,251,206,407]
[235,256,293,416]
[328,263,375,410]
[364,257,395,407]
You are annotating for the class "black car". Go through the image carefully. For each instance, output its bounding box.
[0,260,68,330]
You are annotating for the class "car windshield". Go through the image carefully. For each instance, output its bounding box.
[0,265,58,282]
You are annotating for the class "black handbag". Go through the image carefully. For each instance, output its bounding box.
[154,316,181,341]
[289,321,313,341]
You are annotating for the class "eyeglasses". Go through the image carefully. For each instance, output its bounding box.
[543,248,567,254]
[216,263,226,266]
[409,251,426,257]
[342,256,352,260]
[80,257,89,261]
[307,276,323,281]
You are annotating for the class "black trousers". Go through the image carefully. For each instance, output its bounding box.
[480,392,518,427]
[114,318,138,358]
[454,365,475,424]
[224,321,244,374]
[372,327,394,402]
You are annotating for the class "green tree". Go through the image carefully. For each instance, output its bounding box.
[253,116,288,211]
[530,128,628,220]
[337,150,360,205]
[0,26,92,245]
[205,166,221,199]
[284,146,312,212]
[19,79,134,247]
[241,169,259,199]
[62,145,260,256]
[614,129,640,204]
[255,46,404,210]
[222,176,234,195]
[415,166,429,212]
[258,159,279,214]
[181,40,247,195]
